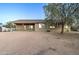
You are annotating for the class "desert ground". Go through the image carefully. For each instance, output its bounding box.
[0,31,79,55]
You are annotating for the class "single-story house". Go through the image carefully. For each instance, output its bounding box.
[13,19,71,32]
[13,19,45,31]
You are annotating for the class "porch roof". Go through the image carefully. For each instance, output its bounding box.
[13,19,44,24]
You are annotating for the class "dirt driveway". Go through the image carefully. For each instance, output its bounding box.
[0,32,79,55]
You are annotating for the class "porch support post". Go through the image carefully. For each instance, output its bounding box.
[22,23,24,31]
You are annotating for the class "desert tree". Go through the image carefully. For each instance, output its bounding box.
[44,3,79,33]
[4,22,16,28]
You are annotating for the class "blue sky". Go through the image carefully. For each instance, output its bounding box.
[0,3,46,24]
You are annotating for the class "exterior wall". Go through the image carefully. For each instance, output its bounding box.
[35,23,39,31]
[64,25,71,32]
[25,25,35,31]
[16,24,35,31]
[52,25,71,33]
[2,27,10,32]
[35,23,45,32]
[52,25,61,32]
[15,23,45,31]
[16,24,24,31]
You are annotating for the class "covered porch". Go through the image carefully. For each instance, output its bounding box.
[15,23,35,31]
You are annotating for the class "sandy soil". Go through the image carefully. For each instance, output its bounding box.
[0,31,79,55]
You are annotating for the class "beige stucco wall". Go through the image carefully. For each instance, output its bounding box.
[52,25,71,33]
[15,23,45,31]
[16,25,24,31]
[64,25,71,32]
[35,23,45,32]
[35,23,39,31]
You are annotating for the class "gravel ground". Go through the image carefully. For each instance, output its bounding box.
[0,31,79,55]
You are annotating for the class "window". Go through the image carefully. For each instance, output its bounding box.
[30,25,33,29]
[39,24,42,28]
[24,26,26,30]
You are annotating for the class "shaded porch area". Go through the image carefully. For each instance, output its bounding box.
[15,23,35,31]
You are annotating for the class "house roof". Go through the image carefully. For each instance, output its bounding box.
[13,19,44,24]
